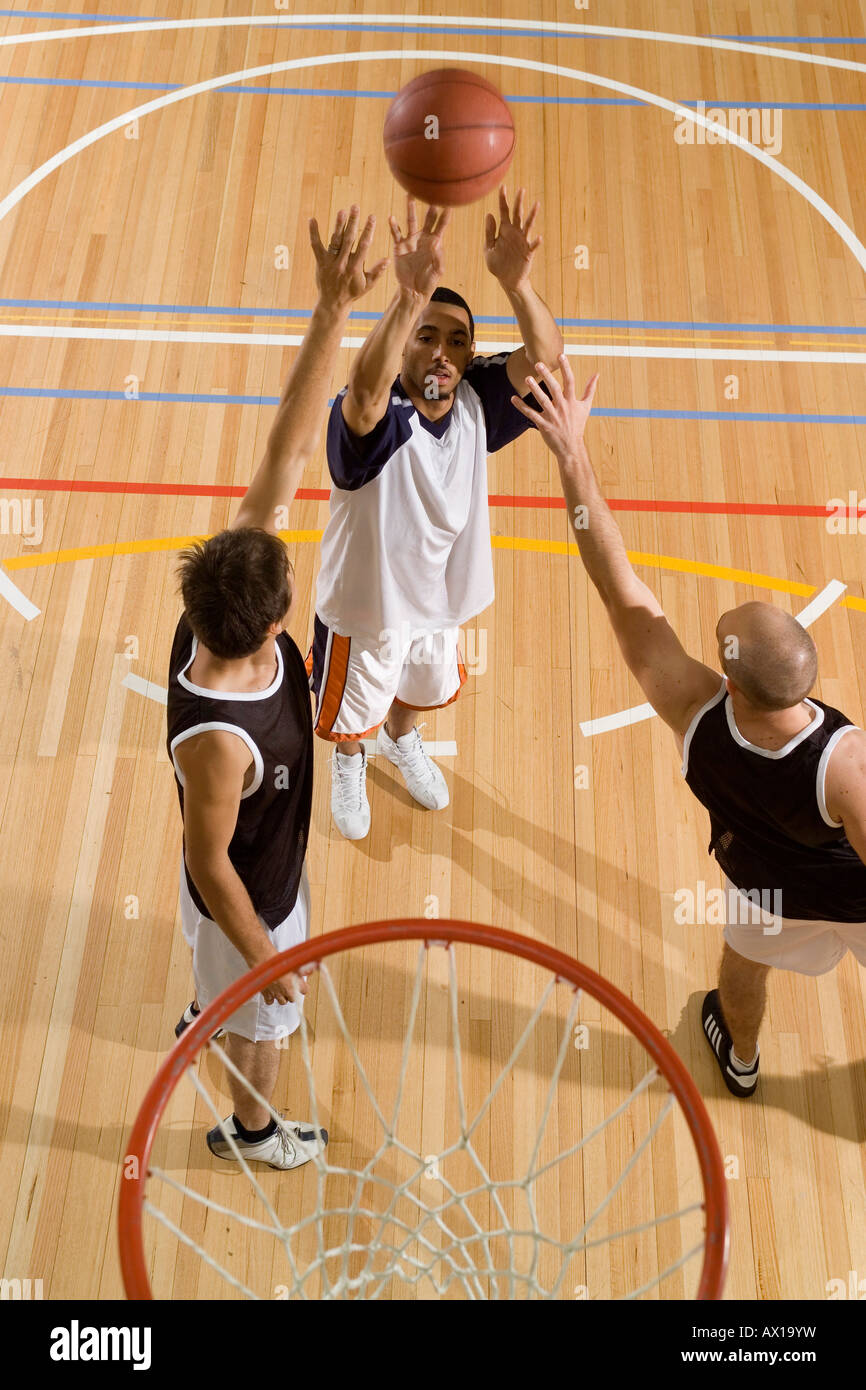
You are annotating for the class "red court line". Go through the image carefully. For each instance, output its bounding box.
[0,477,860,518]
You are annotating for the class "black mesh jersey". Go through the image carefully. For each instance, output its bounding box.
[166,612,313,929]
[683,677,866,922]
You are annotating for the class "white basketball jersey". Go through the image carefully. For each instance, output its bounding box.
[316,355,539,643]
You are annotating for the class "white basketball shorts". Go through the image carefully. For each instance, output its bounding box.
[306,616,466,742]
[723,877,866,975]
[179,859,311,1043]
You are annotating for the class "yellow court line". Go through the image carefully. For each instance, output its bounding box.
[492,536,815,593]
[789,338,866,349]
[2,531,323,568]
[5,528,864,612]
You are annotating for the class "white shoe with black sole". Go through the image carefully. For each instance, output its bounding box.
[206,1115,329,1170]
[702,990,759,1098]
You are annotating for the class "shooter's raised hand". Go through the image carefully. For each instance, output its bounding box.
[309,205,389,309]
[388,198,451,300]
[484,185,542,291]
[511,355,599,459]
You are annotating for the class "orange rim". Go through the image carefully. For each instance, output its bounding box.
[119,920,729,1301]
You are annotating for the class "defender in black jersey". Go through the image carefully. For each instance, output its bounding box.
[513,356,866,1100]
[166,206,387,1167]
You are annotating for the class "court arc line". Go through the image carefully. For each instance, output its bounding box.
[581,581,848,738]
[2,13,866,79]
[6,532,865,617]
[0,42,864,287]
[3,11,866,48]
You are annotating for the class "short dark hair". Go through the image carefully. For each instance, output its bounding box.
[430,286,474,343]
[177,528,292,660]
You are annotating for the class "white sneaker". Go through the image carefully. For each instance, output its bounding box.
[377,723,449,810]
[329,744,370,839]
[207,1115,329,1170]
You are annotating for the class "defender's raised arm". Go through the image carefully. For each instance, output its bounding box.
[233,205,387,534]
[512,354,719,740]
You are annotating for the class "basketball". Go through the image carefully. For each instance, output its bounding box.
[383,68,515,206]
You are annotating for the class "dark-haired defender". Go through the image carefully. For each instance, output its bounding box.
[166,207,387,1167]
[308,187,563,839]
[512,356,866,1099]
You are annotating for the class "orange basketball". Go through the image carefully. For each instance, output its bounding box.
[383,68,515,207]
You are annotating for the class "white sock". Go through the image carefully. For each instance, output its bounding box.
[729,1044,759,1072]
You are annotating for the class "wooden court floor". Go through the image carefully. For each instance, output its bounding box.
[1,2,865,1300]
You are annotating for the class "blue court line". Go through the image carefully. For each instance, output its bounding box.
[1,13,865,43]
[0,74,863,112]
[3,299,865,337]
[1,385,863,425]
[0,8,156,17]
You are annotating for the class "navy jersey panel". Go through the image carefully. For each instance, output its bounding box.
[325,352,547,491]
[462,351,547,452]
[326,388,413,489]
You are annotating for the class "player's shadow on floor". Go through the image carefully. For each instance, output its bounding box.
[667,991,866,1143]
[357,760,673,964]
[6,982,862,1169]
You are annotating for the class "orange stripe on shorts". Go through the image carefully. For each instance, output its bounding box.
[315,632,351,736]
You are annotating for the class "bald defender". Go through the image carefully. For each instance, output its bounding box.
[512,357,866,1098]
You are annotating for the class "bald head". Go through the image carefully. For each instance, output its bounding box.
[716,602,818,711]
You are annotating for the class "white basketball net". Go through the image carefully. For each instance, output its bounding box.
[140,941,711,1299]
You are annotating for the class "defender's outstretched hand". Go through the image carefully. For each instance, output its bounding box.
[309,205,388,308]
[388,198,451,300]
[511,354,599,458]
[484,185,542,291]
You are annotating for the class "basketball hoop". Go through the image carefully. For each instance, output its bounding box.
[119,921,728,1300]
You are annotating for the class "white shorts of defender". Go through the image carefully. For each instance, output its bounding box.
[179,859,311,1042]
[723,876,866,975]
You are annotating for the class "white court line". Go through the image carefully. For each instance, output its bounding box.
[0,567,40,619]
[0,50,865,286]
[121,671,168,704]
[1,13,865,79]
[580,581,848,737]
[579,703,657,737]
[793,578,848,627]
[121,673,459,754]
[3,324,865,366]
